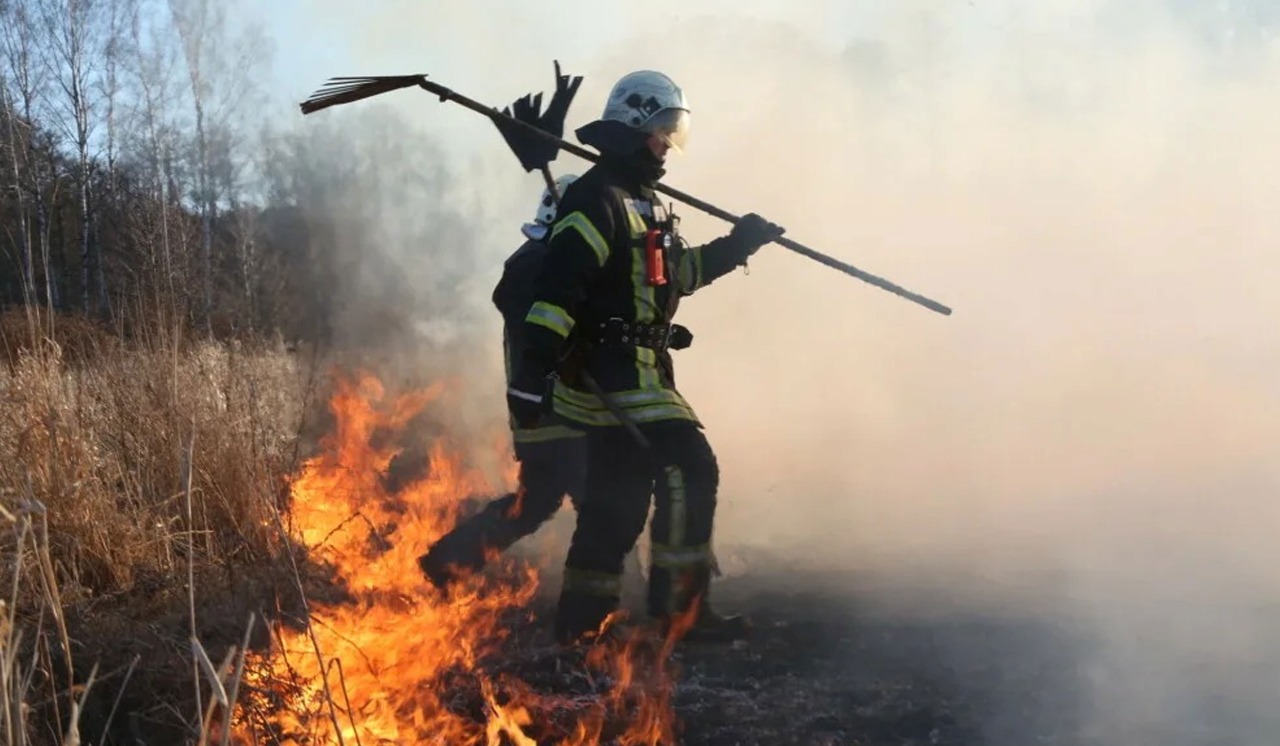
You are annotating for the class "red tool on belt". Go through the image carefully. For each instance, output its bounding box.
[645,227,671,286]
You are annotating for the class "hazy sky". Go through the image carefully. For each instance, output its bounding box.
[249,0,1280,156]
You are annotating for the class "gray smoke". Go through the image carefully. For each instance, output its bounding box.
[263,102,531,475]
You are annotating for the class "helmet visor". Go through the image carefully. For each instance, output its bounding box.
[644,108,690,153]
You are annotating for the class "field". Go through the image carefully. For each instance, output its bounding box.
[0,309,1097,746]
[11,303,1279,746]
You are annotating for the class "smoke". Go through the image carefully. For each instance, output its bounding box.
[270,1,1280,743]
[650,5,1280,743]
[635,6,1280,743]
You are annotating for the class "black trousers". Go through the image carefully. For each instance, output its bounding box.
[556,420,720,641]
[425,435,586,573]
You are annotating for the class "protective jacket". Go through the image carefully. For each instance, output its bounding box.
[517,153,754,428]
[493,240,584,444]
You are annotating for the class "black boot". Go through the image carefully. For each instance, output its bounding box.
[554,589,623,647]
[417,525,488,593]
[418,491,540,592]
[652,563,750,644]
[677,603,751,643]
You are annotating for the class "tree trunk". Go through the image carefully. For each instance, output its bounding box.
[194,97,212,329]
[1,0,53,308]
[79,155,91,313]
[37,145,55,309]
[1,82,35,304]
[131,10,176,315]
[99,0,123,319]
[39,0,98,313]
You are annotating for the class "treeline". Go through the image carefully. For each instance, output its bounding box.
[0,0,338,342]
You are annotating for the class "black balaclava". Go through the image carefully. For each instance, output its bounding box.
[576,119,666,186]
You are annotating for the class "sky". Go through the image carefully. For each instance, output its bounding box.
[246,0,1280,162]
[253,0,869,148]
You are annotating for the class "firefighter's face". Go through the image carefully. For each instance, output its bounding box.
[645,134,671,162]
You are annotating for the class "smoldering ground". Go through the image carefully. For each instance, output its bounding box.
[278,2,1280,743]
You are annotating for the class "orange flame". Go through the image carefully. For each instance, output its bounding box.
[230,371,689,745]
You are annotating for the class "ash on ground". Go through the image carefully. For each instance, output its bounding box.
[474,542,1096,746]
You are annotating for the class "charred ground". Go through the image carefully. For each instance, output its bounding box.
[478,550,1094,746]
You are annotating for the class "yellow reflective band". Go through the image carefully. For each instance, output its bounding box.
[550,378,701,427]
[554,401,696,427]
[629,246,658,322]
[512,424,584,444]
[650,541,710,568]
[623,200,648,235]
[556,383,688,409]
[636,347,660,389]
[563,568,622,598]
[525,301,575,338]
[553,211,611,267]
[629,243,660,388]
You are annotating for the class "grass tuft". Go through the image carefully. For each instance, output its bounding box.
[0,306,314,745]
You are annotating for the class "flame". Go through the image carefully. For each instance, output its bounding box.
[230,371,691,745]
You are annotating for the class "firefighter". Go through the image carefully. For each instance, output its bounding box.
[417,174,590,589]
[506,70,785,645]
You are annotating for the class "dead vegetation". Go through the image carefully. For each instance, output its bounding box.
[0,306,315,745]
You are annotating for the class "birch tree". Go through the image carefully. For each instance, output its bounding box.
[1,74,34,304]
[169,0,268,330]
[124,1,182,308]
[92,0,133,315]
[1,0,56,308]
[39,0,107,314]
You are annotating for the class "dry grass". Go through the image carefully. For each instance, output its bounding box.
[0,307,316,745]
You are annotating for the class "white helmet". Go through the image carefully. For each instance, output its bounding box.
[521,173,579,241]
[600,70,690,152]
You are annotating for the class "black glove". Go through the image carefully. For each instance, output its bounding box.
[668,324,693,350]
[493,61,583,173]
[728,213,785,258]
[541,60,583,140]
[496,93,552,173]
[507,368,555,429]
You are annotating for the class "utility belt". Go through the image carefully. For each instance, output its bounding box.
[592,317,693,352]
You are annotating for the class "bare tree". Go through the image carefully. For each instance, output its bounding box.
[98,0,131,180]
[1,0,56,308]
[39,0,107,314]
[168,0,214,327]
[92,0,133,317]
[124,0,181,308]
[168,0,267,331]
[1,73,34,304]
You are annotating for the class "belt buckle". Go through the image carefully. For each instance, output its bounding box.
[658,324,673,352]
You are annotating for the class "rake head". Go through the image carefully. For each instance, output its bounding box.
[299,75,430,115]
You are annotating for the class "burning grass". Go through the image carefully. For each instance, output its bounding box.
[230,372,694,746]
[0,310,696,745]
